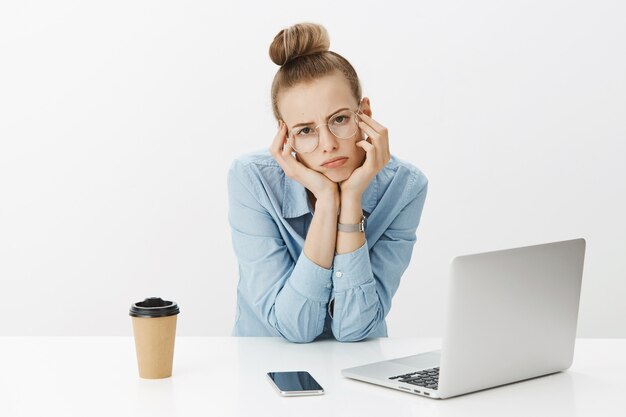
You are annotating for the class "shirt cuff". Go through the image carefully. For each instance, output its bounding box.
[332,241,375,292]
[288,250,334,302]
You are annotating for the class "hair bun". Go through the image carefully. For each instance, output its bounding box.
[269,22,330,66]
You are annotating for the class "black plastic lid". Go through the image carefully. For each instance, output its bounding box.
[129,297,180,318]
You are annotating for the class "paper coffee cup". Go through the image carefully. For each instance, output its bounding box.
[129,297,180,379]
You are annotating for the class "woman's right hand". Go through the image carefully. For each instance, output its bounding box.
[270,120,339,203]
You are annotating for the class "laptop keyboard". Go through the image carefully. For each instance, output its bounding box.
[389,367,439,390]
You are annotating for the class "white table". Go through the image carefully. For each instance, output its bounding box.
[1,337,624,416]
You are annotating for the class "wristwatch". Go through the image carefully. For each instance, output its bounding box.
[338,214,367,233]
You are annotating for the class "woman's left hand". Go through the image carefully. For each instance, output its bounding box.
[339,112,391,198]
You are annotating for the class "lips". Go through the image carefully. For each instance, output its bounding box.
[321,157,348,168]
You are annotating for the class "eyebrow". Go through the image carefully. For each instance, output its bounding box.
[291,107,350,129]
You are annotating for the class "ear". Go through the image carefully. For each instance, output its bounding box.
[360,97,372,117]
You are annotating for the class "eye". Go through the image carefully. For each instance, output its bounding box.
[297,127,312,135]
[333,115,347,124]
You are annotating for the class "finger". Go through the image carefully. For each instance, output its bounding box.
[281,137,307,175]
[358,112,387,133]
[270,123,298,176]
[282,136,293,158]
[357,140,378,171]
[356,139,376,163]
[280,127,297,159]
[358,138,389,172]
[358,120,383,141]
[270,121,288,155]
[357,139,375,153]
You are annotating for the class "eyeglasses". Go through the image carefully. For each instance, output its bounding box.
[286,103,362,154]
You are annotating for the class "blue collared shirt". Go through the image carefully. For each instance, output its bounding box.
[227,149,428,343]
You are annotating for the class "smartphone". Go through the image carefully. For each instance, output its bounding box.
[266,371,325,396]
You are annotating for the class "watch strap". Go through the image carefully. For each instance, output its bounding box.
[337,214,366,233]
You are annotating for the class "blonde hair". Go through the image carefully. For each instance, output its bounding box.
[269,22,362,121]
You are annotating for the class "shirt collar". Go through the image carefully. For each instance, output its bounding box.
[281,173,379,219]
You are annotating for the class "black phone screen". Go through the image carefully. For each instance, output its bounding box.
[267,371,323,392]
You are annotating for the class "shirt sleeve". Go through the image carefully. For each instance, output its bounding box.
[228,162,333,343]
[329,178,428,342]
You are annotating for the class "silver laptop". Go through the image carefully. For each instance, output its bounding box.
[341,238,586,399]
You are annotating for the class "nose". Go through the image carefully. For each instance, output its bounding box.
[317,125,338,152]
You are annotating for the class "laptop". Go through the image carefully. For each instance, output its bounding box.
[341,238,586,399]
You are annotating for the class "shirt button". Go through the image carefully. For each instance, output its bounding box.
[335,271,343,278]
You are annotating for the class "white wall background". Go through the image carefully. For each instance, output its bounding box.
[1,0,624,337]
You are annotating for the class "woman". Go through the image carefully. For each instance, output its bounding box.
[228,22,428,343]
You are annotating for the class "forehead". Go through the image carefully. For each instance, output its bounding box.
[278,72,355,123]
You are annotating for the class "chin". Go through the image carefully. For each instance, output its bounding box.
[322,168,352,183]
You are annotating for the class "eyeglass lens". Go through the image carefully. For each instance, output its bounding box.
[290,110,359,153]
